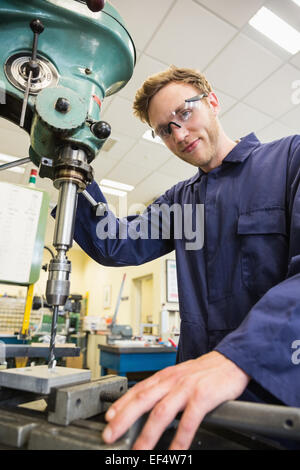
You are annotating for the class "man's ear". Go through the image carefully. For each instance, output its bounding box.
[207,92,220,116]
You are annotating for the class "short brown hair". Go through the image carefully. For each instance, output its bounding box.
[133,65,212,127]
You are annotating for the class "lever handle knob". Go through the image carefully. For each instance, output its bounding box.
[90,120,111,140]
[30,18,45,35]
[86,0,105,12]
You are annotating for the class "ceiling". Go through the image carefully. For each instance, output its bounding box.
[0,0,300,244]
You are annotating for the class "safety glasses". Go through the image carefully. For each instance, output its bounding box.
[151,93,208,141]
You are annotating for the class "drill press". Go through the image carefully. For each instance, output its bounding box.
[0,0,136,369]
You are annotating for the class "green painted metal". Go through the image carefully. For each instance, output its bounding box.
[0,0,136,164]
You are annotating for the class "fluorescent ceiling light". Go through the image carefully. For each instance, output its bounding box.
[100,186,127,197]
[143,130,165,146]
[249,7,300,55]
[292,0,300,7]
[100,179,134,192]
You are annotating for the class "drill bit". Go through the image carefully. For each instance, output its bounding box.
[48,305,59,369]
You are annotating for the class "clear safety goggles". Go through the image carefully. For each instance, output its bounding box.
[151,93,208,140]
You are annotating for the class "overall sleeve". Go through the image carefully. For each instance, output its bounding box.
[215,138,300,407]
[65,181,175,267]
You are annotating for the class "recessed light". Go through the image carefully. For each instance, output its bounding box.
[291,0,300,7]
[100,186,127,197]
[100,179,134,192]
[249,7,300,55]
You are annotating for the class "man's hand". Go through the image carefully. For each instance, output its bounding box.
[102,351,250,450]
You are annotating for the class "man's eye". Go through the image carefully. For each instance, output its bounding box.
[180,109,192,121]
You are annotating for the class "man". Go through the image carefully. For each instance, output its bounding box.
[72,66,300,450]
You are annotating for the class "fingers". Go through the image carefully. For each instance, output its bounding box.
[102,354,250,450]
[131,383,190,450]
[103,370,179,444]
[168,388,208,450]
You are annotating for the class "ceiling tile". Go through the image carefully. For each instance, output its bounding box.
[146,0,237,70]
[110,0,175,51]
[119,54,168,102]
[106,160,153,186]
[93,155,119,181]
[256,121,294,143]
[214,89,237,116]
[101,95,147,139]
[204,33,282,99]
[220,102,273,140]
[159,157,197,180]
[122,140,171,171]
[96,131,136,162]
[244,64,300,118]
[128,171,179,206]
[101,95,115,114]
[278,104,300,131]
[194,0,266,28]
[290,52,300,69]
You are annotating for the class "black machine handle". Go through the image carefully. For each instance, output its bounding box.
[86,0,105,12]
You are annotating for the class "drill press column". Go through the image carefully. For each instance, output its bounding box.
[46,145,91,368]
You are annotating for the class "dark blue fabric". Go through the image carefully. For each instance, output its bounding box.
[69,132,300,408]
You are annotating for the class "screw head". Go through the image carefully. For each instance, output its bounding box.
[55,97,70,113]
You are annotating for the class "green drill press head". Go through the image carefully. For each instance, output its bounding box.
[0,0,136,179]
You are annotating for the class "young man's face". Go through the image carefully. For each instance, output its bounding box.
[148,82,221,172]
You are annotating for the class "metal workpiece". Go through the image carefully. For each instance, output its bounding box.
[48,375,127,426]
[0,366,91,395]
[2,345,80,359]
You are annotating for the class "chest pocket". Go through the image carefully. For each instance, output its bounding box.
[237,208,289,297]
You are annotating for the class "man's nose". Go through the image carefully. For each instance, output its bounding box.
[171,124,188,142]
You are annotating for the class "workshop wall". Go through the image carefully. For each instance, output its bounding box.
[80,250,178,335]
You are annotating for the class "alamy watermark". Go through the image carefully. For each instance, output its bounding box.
[291,340,300,365]
[96,200,205,251]
[291,80,300,105]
